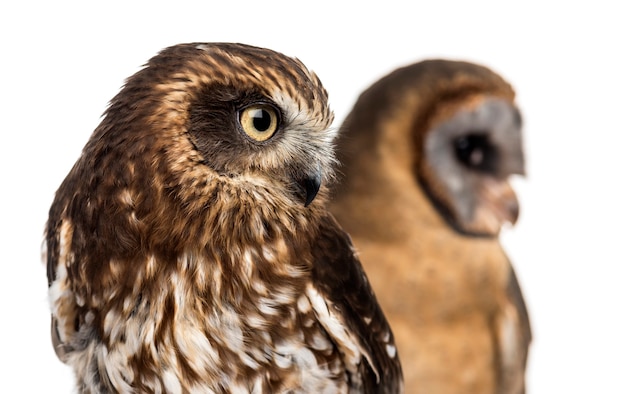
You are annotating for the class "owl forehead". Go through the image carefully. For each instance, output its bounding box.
[168,43,333,129]
[429,95,517,133]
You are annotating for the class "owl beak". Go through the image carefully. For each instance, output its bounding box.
[467,178,520,235]
[299,169,322,207]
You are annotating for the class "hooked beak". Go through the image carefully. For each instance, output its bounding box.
[298,169,322,207]
[466,178,520,236]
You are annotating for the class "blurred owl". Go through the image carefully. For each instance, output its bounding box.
[330,59,531,394]
[45,43,402,393]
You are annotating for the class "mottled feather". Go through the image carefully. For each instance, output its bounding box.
[45,42,402,393]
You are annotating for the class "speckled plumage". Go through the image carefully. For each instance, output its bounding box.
[45,42,402,393]
[330,59,531,394]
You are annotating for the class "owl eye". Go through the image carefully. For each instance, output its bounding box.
[454,133,498,173]
[239,105,279,142]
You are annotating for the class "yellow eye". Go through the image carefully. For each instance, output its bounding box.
[239,105,279,142]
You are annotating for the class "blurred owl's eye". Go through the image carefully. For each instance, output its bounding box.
[454,132,498,173]
[239,105,279,142]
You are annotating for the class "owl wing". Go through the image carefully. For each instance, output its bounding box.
[496,261,532,394]
[45,212,85,364]
[308,214,403,393]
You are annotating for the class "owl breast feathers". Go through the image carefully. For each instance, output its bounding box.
[45,43,402,393]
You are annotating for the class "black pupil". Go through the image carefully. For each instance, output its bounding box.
[454,133,498,173]
[252,109,272,132]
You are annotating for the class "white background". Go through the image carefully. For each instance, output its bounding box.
[1,1,624,392]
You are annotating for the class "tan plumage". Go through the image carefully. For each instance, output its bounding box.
[330,59,531,394]
[45,42,402,393]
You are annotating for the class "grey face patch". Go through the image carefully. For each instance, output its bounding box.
[423,97,524,227]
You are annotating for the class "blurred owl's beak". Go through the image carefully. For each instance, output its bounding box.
[465,178,520,235]
[299,169,322,207]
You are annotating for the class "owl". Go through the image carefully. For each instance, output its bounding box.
[330,59,531,394]
[45,43,402,393]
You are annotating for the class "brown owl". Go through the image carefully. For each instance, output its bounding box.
[330,59,531,394]
[45,43,402,393]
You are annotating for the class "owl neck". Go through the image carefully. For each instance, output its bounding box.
[331,165,447,243]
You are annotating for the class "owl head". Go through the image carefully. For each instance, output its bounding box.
[337,59,524,236]
[90,42,335,212]
[50,43,337,263]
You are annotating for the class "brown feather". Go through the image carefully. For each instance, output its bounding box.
[45,42,402,393]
